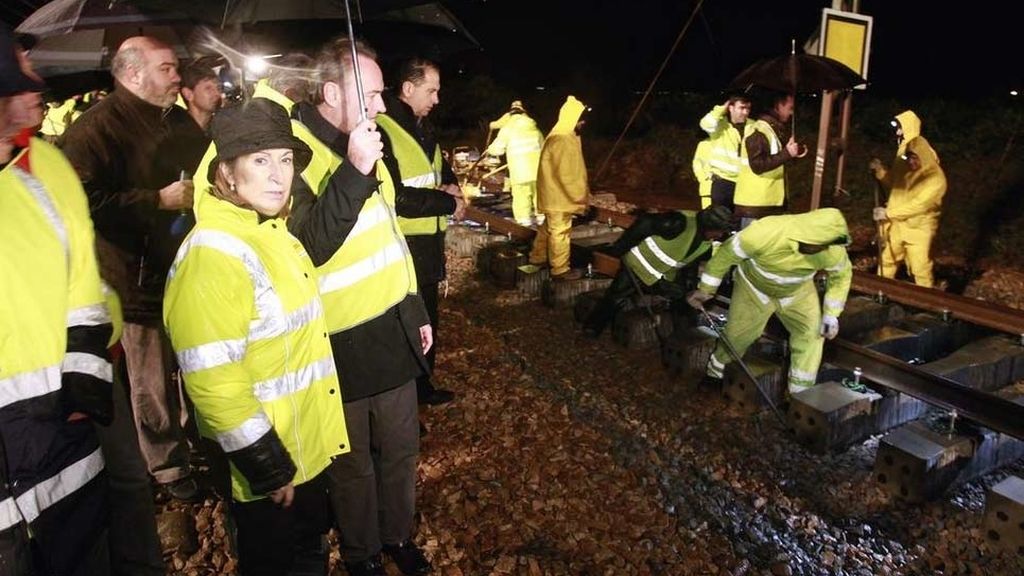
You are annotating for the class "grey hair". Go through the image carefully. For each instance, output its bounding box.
[311,36,378,105]
[110,47,145,81]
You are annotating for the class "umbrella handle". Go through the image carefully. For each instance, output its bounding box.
[343,0,367,123]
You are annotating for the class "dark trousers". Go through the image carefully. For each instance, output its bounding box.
[327,381,419,562]
[231,474,330,576]
[710,176,736,210]
[92,354,166,576]
[416,281,440,397]
[584,269,691,336]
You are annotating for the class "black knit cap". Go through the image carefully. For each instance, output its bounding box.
[207,98,312,183]
[0,25,45,97]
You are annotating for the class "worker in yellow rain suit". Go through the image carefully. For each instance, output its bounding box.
[687,208,853,394]
[869,110,946,288]
[692,139,713,208]
[528,95,590,280]
[486,100,544,225]
[163,100,349,573]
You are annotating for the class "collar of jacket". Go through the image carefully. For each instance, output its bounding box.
[198,187,285,229]
[107,82,173,129]
[292,101,349,156]
[383,92,438,147]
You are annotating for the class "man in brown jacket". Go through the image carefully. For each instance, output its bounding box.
[62,36,194,576]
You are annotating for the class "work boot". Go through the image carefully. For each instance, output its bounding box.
[551,268,583,281]
[382,541,431,575]
[698,375,723,391]
[418,386,455,406]
[344,554,386,576]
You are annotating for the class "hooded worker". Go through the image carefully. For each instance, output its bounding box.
[869,110,946,288]
[687,208,852,395]
[528,95,590,280]
[486,100,544,225]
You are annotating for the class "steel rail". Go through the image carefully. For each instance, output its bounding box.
[824,340,1024,440]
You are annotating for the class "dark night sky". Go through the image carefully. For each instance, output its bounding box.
[2,0,1019,98]
[442,0,1020,98]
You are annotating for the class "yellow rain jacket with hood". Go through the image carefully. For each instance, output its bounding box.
[871,110,946,287]
[536,95,589,214]
[698,208,853,392]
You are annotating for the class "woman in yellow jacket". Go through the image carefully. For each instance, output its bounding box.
[869,110,946,288]
[163,100,349,576]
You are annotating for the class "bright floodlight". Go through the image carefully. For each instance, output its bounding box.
[245,56,269,75]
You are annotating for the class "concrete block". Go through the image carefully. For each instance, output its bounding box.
[923,335,1024,392]
[789,381,882,453]
[722,356,785,413]
[612,307,673,350]
[983,476,1024,555]
[661,329,717,376]
[874,420,973,502]
[541,275,613,308]
[516,265,549,298]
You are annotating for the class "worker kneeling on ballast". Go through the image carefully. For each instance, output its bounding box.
[686,208,853,395]
[582,205,734,338]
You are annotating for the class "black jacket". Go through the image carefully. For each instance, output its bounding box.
[382,94,458,285]
[62,86,194,322]
[287,102,430,401]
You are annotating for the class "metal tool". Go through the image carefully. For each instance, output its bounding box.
[699,307,786,426]
[343,0,367,123]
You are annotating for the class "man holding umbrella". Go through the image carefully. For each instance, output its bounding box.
[733,91,806,227]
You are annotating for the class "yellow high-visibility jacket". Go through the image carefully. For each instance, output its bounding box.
[291,121,419,333]
[734,119,786,207]
[1,137,112,572]
[487,113,543,185]
[163,193,349,502]
[377,113,447,236]
[699,104,752,182]
[698,208,852,319]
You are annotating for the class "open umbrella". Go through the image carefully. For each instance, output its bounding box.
[16,0,194,78]
[729,41,866,94]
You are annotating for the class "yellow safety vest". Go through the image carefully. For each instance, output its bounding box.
[623,211,710,286]
[163,196,349,502]
[734,119,785,207]
[375,113,446,236]
[292,120,419,333]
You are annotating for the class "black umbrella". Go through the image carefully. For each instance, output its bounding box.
[729,43,866,94]
[16,0,194,78]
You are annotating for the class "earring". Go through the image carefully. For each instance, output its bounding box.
[229,182,236,192]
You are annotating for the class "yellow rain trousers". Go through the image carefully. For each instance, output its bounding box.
[698,209,852,393]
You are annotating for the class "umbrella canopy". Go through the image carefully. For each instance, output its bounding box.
[729,52,866,94]
[17,0,194,78]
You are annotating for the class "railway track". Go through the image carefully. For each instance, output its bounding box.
[454,198,1024,521]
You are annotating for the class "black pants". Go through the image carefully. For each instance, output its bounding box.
[416,281,440,397]
[584,269,691,336]
[231,474,330,576]
[710,176,736,210]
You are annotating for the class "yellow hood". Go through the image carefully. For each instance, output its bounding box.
[551,95,587,135]
[894,110,921,156]
[774,208,851,246]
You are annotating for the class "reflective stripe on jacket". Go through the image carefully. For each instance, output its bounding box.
[1,138,111,573]
[376,113,446,236]
[735,119,785,207]
[486,113,543,184]
[623,211,710,286]
[292,120,419,333]
[699,105,751,181]
[163,195,348,502]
